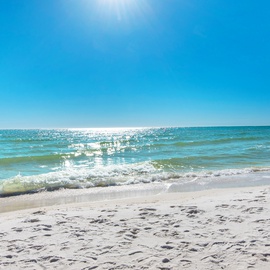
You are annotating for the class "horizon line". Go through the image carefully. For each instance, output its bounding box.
[0,124,270,130]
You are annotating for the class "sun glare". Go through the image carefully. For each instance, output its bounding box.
[96,0,150,23]
[99,0,134,8]
[98,0,135,20]
[100,0,133,4]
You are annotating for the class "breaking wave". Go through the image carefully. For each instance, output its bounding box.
[1,162,270,196]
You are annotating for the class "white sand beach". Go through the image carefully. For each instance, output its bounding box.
[1,185,270,270]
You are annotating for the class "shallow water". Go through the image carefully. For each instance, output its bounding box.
[0,126,270,196]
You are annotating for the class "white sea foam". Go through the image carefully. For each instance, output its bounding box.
[1,161,270,196]
[0,162,158,195]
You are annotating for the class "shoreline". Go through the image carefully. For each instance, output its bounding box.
[1,184,269,214]
[1,184,270,269]
[0,183,167,214]
[1,170,270,213]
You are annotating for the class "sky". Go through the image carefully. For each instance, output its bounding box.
[0,0,270,128]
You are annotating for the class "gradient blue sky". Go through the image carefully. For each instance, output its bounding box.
[0,0,270,128]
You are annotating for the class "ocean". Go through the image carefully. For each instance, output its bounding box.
[0,126,270,196]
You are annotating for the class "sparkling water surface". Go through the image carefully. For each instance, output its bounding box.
[0,127,270,196]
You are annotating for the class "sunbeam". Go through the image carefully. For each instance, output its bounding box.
[96,0,151,23]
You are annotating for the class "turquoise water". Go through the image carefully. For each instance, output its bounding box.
[0,126,270,196]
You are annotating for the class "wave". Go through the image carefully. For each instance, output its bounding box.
[1,162,270,197]
[0,162,158,196]
[172,136,261,148]
[129,136,264,151]
[151,154,254,169]
[0,154,72,165]
[0,138,54,143]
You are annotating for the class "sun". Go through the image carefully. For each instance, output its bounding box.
[97,0,141,22]
[100,0,132,3]
[99,0,134,6]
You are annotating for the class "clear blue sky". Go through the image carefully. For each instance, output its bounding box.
[0,0,270,128]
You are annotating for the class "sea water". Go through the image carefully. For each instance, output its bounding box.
[0,126,270,196]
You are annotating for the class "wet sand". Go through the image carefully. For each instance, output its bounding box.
[1,185,270,269]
